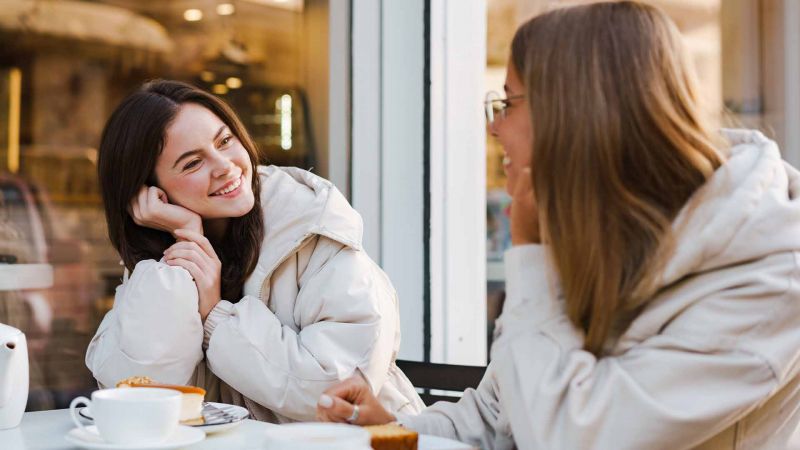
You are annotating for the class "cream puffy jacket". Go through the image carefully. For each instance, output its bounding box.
[86,166,424,422]
[399,130,800,449]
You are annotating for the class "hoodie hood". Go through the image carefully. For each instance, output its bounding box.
[659,129,800,288]
[242,166,363,296]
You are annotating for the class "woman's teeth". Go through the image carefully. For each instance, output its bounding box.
[212,177,242,196]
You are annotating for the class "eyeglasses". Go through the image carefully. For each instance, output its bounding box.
[484,91,524,126]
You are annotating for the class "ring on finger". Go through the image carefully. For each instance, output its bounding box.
[346,404,360,423]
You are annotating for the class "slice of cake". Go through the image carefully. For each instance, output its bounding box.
[116,376,206,425]
[365,423,418,450]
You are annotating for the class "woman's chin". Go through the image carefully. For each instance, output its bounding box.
[206,193,255,219]
[230,195,256,217]
[505,175,516,196]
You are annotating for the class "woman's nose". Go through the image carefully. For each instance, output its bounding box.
[211,155,234,178]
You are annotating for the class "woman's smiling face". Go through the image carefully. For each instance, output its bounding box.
[153,103,255,222]
[490,62,533,196]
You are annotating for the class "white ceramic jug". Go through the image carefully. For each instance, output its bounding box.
[0,323,27,429]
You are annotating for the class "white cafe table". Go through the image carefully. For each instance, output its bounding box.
[0,409,277,450]
[1,409,475,450]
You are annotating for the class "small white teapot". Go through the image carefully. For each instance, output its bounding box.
[0,323,27,429]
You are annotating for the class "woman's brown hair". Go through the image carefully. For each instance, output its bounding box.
[97,80,264,301]
[511,1,724,355]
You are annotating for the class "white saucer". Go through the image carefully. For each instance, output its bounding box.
[79,402,248,434]
[64,425,205,449]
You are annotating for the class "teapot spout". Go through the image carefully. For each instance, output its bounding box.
[0,335,18,408]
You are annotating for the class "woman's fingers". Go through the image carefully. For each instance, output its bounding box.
[165,240,207,257]
[167,240,219,273]
[321,376,367,403]
[316,376,396,425]
[129,186,148,224]
[164,241,215,278]
[167,258,205,280]
[316,395,359,424]
[130,199,142,225]
[174,229,220,261]
[164,248,212,274]
[165,257,203,282]
[512,167,534,204]
[146,186,167,214]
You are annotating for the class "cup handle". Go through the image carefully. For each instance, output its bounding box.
[69,396,92,433]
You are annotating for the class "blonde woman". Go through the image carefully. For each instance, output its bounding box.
[317,2,800,449]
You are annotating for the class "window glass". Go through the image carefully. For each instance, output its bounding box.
[0,0,325,411]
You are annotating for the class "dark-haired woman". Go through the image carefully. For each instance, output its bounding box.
[317,2,800,449]
[85,80,423,422]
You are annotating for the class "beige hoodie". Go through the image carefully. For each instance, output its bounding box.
[86,166,424,422]
[399,129,800,449]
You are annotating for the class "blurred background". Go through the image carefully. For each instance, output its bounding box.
[0,0,328,411]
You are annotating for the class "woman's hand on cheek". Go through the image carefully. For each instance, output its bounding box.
[164,229,222,322]
[510,167,541,245]
[129,186,203,237]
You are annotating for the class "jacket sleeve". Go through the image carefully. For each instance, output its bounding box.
[85,260,205,388]
[203,244,392,421]
[402,245,800,450]
[397,362,516,450]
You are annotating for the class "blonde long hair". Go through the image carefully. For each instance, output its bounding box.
[511,1,724,355]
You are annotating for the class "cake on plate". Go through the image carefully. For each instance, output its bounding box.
[116,376,206,425]
[365,423,418,450]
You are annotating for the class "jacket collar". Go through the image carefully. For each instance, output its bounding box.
[254,165,363,279]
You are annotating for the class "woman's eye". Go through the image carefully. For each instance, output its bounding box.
[183,159,201,171]
[220,135,233,147]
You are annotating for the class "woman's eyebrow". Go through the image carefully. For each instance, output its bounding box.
[213,125,228,141]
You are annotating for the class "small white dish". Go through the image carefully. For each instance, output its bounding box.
[79,402,248,434]
[65,425,205,449]
[194,402,249,433]
[419,434,475,449]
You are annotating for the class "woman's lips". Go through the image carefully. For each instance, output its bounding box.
[210,175,243,197]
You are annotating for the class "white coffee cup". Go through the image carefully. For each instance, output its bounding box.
[69,388,181,445]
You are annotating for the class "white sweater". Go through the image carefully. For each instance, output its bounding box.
[400,129,800,450]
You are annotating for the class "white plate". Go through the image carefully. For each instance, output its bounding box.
[420,434,475,450]
[79,402,249,434]
[64,425,205,450]
[194,402,249,433]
